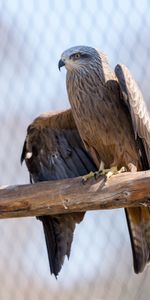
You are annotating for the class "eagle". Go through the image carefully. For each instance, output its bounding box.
[58,45,150,274]
[21,109,96,277]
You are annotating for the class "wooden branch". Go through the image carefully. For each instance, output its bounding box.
[0,171,150,219]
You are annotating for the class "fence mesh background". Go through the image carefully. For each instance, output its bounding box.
[0,0,150,299]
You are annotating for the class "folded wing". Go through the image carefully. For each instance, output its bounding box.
[21,109,96,277]
[115,64,150,273]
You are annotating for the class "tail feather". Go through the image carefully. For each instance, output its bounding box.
[125,207,150,273]
[38,212,84,277]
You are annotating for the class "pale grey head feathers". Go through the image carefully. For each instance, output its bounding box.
[58,45,101,71]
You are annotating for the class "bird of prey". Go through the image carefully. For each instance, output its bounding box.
[21,109,96,277]
[58,45,150,273]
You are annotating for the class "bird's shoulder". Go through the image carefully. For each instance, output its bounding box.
[21,109,96,182]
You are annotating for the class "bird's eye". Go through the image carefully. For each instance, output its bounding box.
[74,53,81,59]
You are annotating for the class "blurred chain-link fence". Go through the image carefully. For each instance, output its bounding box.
[0,0,150,299]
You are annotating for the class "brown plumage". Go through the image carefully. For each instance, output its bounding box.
[21,109,96,277]
[59,45,150,273]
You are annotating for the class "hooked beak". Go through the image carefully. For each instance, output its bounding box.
[58,59,65,71]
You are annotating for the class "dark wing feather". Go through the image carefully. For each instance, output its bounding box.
[115,64,150,164]
[115,64,150,273]
[21,109,96,277]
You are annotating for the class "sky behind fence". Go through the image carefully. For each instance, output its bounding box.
[0,1,150,299]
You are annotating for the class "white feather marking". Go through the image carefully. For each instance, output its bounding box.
[26,152,32,159]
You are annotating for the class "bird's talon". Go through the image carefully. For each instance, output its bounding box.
[106,171,113,179]
[118,166,127,173]
[82,171,95,183]
[94,172,97,180]
[97,166,127,179]
[93,171,101,180]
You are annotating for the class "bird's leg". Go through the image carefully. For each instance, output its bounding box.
[82,160,126,183]
[95,163,127,179]
[99,166,126,178]
[82,161,104,183]
[82,171,96,182]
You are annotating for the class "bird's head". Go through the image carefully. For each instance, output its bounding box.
[58,46,100,72]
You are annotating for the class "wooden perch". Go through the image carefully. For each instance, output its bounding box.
[0,171,150,219]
